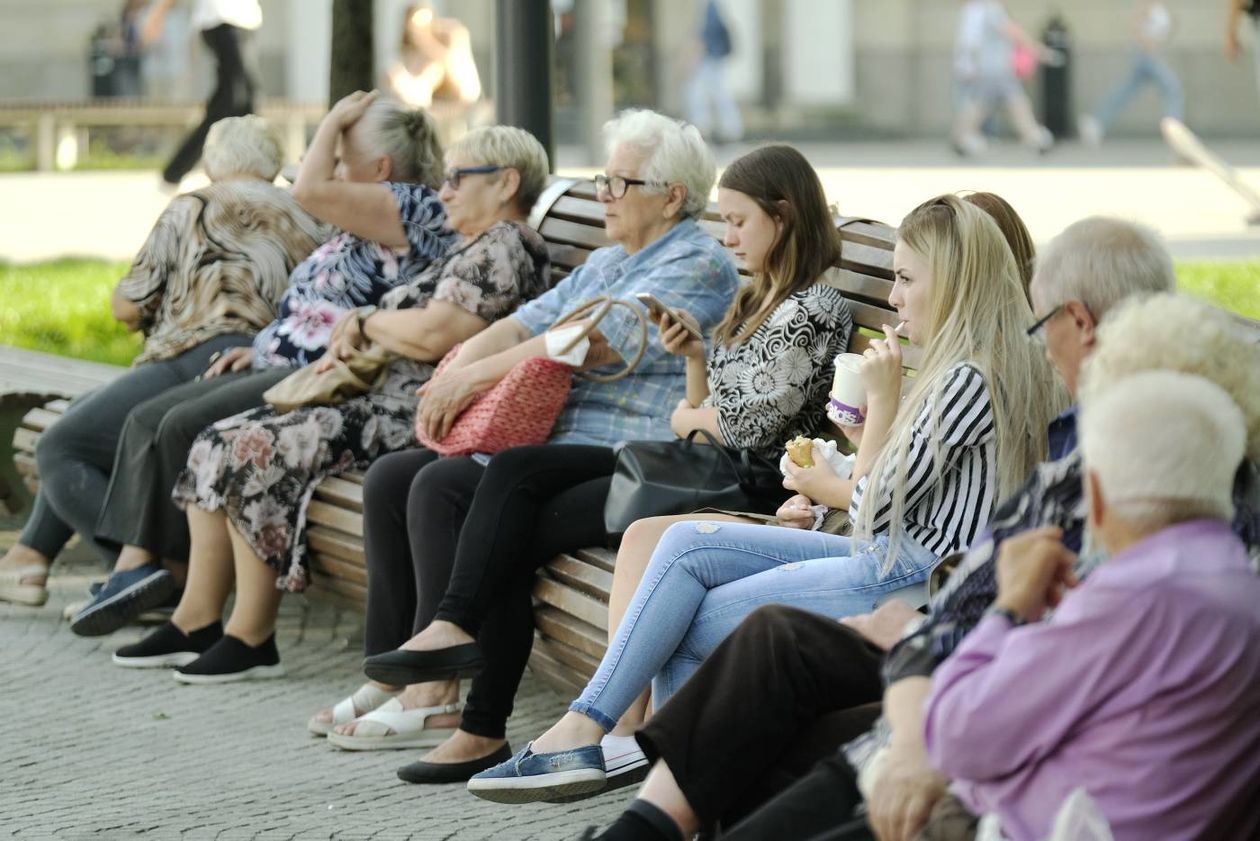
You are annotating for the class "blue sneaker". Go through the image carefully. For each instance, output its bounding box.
[69,563,175,637]
[466,742,606,804]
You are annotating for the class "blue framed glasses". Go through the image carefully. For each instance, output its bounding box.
[444,164,503,189]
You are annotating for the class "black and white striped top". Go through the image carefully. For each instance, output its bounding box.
[849,362,997,558]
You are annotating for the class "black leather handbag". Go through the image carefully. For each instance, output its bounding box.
[603,429,791,539]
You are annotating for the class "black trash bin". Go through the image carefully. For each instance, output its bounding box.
[88,24,117,98]
[1041,15,1072,139]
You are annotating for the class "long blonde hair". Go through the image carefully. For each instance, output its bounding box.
[853,195,1061,555]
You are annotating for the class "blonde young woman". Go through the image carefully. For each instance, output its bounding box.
[467,194,1060,801]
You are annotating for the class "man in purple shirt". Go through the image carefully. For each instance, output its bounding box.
[924,370,1260,841]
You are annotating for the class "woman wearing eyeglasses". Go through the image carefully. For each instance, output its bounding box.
[306,109,739,780]
[105,109,552,682]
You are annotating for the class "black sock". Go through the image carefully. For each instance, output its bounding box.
[588,800,684,841]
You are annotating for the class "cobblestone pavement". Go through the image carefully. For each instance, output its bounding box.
[0,537,627,840]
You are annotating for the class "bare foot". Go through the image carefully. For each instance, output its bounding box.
[0,544,51,585]
[399,620,475,653]
[332,679,460,738]
[419,730,506,764]
[311,680,403,731]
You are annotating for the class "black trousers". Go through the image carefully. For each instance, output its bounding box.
[723,753,874,841]
[95,367,290,562]
[362,444,616,738]
[634,604,885,830]
[163,24,257,184]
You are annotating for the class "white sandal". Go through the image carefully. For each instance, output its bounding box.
[0,564,49,607]
[307,683,400,736]
[325,698,461,751]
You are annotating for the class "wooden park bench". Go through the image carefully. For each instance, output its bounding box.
[6,175,914,696]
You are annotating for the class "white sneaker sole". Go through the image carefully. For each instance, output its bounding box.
[466,768,606,804]
[173,663,286,684]
[112,651,200,669]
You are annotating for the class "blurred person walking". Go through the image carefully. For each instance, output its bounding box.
[685,0,742,144]
[1079,3,1183,145]
[952,0,1055,156]
[144,0,262,188]
[1226,0,1260,108]
[382,4,484,141]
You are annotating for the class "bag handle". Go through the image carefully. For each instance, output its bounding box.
[547,295,649,384]
[678,428,752,481]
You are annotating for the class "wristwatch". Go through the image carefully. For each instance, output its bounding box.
[984,605,1027,627]
[355,305,378,334]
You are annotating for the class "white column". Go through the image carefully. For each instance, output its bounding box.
[286,0,332,104]
[784,0,854,105]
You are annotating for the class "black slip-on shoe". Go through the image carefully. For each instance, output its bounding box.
[113,620,223,669]
[174,633,284,684]
[363,642,484,686]
[396,742,512,785]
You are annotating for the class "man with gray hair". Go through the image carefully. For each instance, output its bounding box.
[924,370,1260,839]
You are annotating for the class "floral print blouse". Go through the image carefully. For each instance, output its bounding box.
[250,181,454,369]
[702,282,854,460]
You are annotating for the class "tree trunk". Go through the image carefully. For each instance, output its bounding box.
[329,0,374,106]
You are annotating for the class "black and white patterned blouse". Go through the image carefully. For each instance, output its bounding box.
[701,282,853,461]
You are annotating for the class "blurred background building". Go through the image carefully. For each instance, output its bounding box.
[0,0,1255,148]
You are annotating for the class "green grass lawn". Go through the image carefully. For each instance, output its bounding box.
[1,257,1257,368]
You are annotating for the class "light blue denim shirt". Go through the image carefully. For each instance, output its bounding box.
[512,217,738,446]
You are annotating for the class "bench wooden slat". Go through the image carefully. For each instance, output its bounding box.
[311,475,364,512]
[572,546,617,573]
[538,217,613,250]
[309,551,368,587]
[534,607,609,660]
[532,631,601,678]
[533,577,608,629]
[839,242,894,277]
[545,554,613,602]
[306,525,367,567]
[306,500,363,538]
[526,637,591,696]
[545,195,607,225]
[19,407,63,433]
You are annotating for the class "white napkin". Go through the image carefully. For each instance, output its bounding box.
[778,438,855,480]
[544,323,590,366]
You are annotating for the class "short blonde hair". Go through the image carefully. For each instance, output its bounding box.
[1032,217,1175,320]
[1080,293,1260,461]
[203,115,283,182]
[448,125,550,213]
[363,100,444,188]
[604,108,715,219]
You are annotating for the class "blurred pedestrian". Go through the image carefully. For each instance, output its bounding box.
[952,0,1055,156]
[144,0,262,188]
[1226,0,1260,109]
[1079,3,1183,145]
[685,0,743,144]
[382,3,484,141]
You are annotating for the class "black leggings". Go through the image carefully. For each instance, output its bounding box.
[361,444,616,738]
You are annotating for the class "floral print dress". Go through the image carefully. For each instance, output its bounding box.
[172,221,551,591]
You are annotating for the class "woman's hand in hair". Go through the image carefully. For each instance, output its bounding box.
[657,309,705,359]
[860,324,904,411]
[330,89,380,130]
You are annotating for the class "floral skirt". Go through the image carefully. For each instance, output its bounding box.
[172,358,430,592]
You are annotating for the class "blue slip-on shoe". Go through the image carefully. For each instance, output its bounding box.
[466,741,606,804]
[69,563,176,638]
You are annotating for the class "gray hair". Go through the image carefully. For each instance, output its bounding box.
[603,108,715,218]
[203,115,283,181]
[1031,216,1176,321]
[362,100,444,188]
[448,125,550,213]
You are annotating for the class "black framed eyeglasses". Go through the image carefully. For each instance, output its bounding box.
[1026,303,1064,338]
[593,173,662,199]
[443,164,502,189]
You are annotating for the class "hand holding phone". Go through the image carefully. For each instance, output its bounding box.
[635,292,703,341]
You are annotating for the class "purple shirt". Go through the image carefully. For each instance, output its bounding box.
[923,519,1260,841]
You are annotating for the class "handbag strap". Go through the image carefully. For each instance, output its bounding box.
[680,428,749,480]
[548,295,649,384]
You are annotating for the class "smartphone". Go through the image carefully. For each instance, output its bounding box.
[635,292,703,340]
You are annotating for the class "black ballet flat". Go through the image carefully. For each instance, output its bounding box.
[362,642,485,685]
[396,742,512,784]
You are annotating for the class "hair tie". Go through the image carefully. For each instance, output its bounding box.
[404,111,428,138]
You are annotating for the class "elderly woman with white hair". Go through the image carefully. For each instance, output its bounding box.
[110,112,555,682]
[923,368,1260,841]
[64,93,449,634]
[308,108,739,782]
[0,114,323,609]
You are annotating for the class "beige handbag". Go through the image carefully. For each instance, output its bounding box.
[263,342,394,414]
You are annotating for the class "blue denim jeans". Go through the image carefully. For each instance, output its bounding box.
[1094,48,1184,129]
[569,521,938,731]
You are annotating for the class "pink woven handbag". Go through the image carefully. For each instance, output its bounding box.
[415,297,647,456]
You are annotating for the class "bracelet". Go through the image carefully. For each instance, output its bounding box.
[984,605,1026,627]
